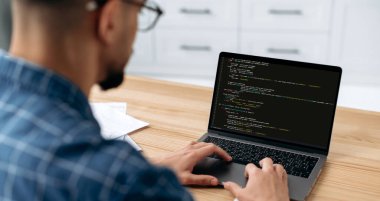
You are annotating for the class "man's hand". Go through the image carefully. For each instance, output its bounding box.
[154,141,232,186]
[224,158,289,201]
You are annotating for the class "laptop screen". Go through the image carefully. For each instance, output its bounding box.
[209,52,342,150]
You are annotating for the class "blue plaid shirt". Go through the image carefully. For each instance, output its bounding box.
[0,50,194,201]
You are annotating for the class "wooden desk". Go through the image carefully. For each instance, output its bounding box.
[90,76,380,201]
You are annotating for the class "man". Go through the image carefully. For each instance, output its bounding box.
[0,0,289,200]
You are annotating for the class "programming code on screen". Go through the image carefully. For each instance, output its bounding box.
[210,57,340,149]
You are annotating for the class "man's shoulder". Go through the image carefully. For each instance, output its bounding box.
[2,88,95,129]
[0,86,194,201]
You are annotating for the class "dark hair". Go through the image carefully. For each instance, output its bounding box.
[16,0,82,7]
[17,0,111,8]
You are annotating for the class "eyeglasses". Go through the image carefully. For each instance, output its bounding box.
[86,0,164,32]
[129,0,163,32]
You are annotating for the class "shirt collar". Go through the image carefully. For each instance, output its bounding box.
[0,50,94,120]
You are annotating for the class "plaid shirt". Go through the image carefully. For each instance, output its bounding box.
[0,50,194,201]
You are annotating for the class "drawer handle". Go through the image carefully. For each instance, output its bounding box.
[180,45,212,52]
[267,48,300,55]
[180,8,212,15]
[269,9,303,16]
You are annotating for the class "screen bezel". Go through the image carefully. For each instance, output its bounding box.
[207,52,342,155]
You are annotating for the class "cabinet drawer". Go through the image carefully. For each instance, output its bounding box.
[128,32,155,66]
[241,0,332,31]
[156,0,238,29]
[240,33,329,64]
[127,32,155,74]
[155,29,238,76]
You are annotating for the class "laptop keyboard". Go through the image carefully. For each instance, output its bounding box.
[204,136,319,178]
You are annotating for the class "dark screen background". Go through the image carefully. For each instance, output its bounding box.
[210,56,341,149]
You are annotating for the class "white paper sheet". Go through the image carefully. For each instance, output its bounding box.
[116,135,142,151]
[90,102,148,151]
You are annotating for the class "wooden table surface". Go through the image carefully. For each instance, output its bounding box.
[90,76,380,201]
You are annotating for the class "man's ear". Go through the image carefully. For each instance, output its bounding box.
[97,1,118,46]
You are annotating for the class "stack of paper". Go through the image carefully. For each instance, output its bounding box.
[90,102,149,151]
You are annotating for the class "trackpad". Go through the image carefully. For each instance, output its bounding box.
[192,157,247,187]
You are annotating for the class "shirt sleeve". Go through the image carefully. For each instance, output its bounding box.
[119,164,194,201]
[91,140,194,201]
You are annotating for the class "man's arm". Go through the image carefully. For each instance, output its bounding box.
[117,163,194,201]
[153,141,232,186]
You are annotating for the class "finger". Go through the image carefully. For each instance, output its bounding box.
[282,167,288,184]
[273,164,286,178]
[244,163,259,178]
[259,157,274,172]
[184,174,219,186]
[189,141,198,145]
[191,142,211,149]
[223,181,242,197]
[197,144,232,161]
[273,164,288,186]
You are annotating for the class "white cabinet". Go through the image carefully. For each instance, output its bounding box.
[241,33,329,63]
[128,32,155,66]
[156,0,239,29]
[128,0,380,88]
[129,0,239,77]
[155,29,238,75]
[331,0,380,85]
[240,0,331,65]
[126,31,156,75]
[241,0,332,31]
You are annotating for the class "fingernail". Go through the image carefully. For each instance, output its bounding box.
[211,178,218,185]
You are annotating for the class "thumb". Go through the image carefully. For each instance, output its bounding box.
[223,181,242,197]
[183,174,219,186]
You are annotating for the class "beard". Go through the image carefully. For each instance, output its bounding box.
[99,50,133,90]
[98,66,125,91]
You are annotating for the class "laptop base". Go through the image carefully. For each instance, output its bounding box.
[193,133,326,201]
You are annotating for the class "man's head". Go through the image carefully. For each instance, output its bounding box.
[11,0,143,91]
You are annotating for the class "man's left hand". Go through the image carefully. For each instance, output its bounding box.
[153,141,232,186]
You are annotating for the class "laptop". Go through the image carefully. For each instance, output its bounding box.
[193,52,342,201]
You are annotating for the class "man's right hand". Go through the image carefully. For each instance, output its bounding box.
[224,158,290,201]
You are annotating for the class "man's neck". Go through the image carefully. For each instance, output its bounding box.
[9,25,99,97]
